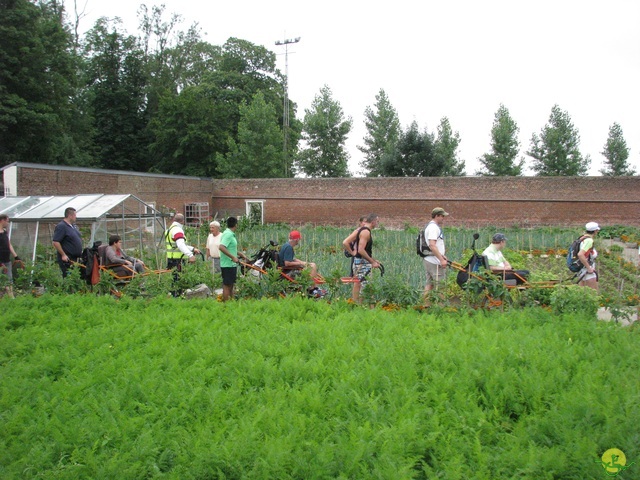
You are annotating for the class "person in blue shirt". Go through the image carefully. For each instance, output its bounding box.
[52,207,83,278]
[278,230,317,278]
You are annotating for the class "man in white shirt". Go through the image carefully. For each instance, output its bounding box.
[205,221,222,274]
[423,207,449,297]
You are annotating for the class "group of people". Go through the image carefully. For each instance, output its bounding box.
[0,204,611,301]
[165,214,247,301]
[416,207,603,295]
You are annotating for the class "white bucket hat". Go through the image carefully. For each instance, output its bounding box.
[585,222,600,232]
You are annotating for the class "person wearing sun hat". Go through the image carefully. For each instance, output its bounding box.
[423,207,449,299]
[278,230,318,278]
[577,221,601,290]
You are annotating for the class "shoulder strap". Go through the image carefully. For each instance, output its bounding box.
[425,221,441,238]
[352,226,371,254]
[355,226,370,242]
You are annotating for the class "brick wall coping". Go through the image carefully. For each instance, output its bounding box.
[1,162,212,181]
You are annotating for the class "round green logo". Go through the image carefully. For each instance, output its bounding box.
[598,448,634,477]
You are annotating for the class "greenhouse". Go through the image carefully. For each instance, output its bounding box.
[0,194,168,264]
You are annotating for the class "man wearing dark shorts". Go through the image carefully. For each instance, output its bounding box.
[52,207,83,278]
[218,217,247,301]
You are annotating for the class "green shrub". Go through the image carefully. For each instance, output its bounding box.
[608,244,624,254]
[550,285,600,317]
[361,274,422,308]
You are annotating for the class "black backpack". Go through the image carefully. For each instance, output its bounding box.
[566,235,588,272]
[416,224,435,257]
[80,241,102,283]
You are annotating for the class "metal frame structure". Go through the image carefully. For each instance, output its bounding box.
[0,194,168,264]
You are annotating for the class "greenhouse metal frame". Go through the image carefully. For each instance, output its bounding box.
[0,194,168,264]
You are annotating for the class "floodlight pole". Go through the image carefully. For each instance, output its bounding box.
[275,36,300,178]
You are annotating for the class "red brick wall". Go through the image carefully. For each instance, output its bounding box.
[11,164,640,227]
[212,177,640,228]
[15,164,212,216]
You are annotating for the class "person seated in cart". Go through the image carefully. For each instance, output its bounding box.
[104,235,145,276]
[482,233,529,285]
[278,230,318,278]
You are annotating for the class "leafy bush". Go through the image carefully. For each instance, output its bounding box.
[361,274,422,308]
[550,285,600,317]
[173,258,213,293]
[608,244,624,254]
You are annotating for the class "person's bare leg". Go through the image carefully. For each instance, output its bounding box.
[352,281,362,303]
[308,262,318,278]
[222,284,233,301]
[423,284,433,306]
[580,278,598,290]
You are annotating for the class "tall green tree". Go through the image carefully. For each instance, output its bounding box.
[358,89,400,177]
[382,121,437,177]
[148,37,288,176]
[83,18,150,171]
[148,83,227,176]
[216,91,285,178]
[600,122,635,176]
[527,105,590,176]
[477,104,523,176]
[296,85,352,178]
[0,0,82,167]
[137,6,220,112]
[434,117,465,176]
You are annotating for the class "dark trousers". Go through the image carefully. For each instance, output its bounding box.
[58,255,81,278]
[167,258,184,296]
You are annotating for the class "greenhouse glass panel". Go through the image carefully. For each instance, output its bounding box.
[0,196,56,219]
[14,196,75,221]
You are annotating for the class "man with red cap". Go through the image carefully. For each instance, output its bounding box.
[278,230,317,277]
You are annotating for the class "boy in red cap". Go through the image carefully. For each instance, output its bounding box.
[278,230,317,277]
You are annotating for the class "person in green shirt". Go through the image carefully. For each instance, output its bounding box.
[482,233,529,285]
[218,217,247,301]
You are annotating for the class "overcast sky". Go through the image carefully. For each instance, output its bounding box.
[67,0,640,176]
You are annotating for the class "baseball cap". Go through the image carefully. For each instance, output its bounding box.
[585,222,600,232]
[432,207,449,217]
[290,230,302,240]
[492,233,507,243]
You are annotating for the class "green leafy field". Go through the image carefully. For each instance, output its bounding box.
[2,295,639,479]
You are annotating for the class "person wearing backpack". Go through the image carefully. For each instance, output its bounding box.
[423,207,449,299]
[345,213,381,303]
[342,216,366,276]
[576,222,601,290]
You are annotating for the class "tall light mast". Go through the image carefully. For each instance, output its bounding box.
[275,36,300,177]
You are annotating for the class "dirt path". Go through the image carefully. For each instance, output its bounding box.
[602,238,639,264]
